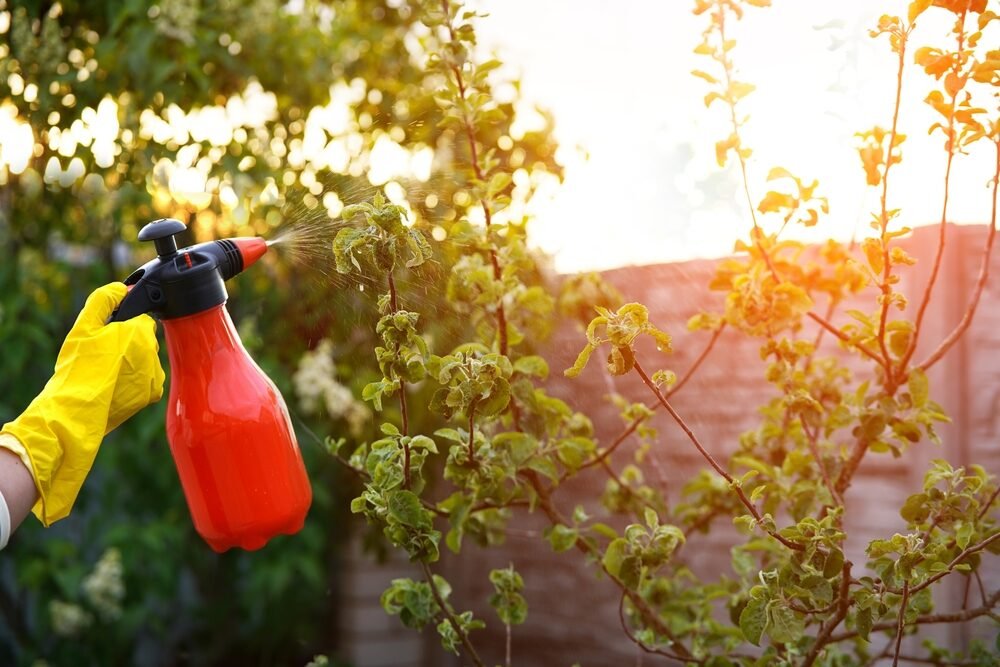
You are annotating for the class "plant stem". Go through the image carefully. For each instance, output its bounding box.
[440,0,509,356]
[505,620,511,667]
[802,562,853,667]
[918,135,1000,371]
[827,588,1000,643]
[420,562,485,667]
[906,531,1000,596]
[525,471,698,661]
[617,594,704,663]
[875,24,909,383]
[801,420,843,509]
[387,270,411,488]
[633,360,804,551]
[467,402,476,464]
[807,311,889,371]
[892,581,910,667]
[898,9,968,376]
[977,485,1000,522]
[574,324,725,477]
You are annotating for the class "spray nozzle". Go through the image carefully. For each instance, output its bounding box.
[109,219,268,323]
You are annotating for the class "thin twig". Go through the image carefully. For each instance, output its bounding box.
[467,402,477,464]
[801,420,843,508]
[618,594,700,664]
[906,532,1000,596]
[420,562,485,667]
[973,569,988,607]
[575,325,726,477]
[918,136,1000,371]
[525,471,698,661]
[898,9,969,376]
[387,271,411,489]
[892,581,910,667]
[827,588,1000,643]
[977,485,1000,522]
[808,311,889,371]
[440,0,509,356]
[874,24,910,378]
[802,561,853,667]
[633,360,804,551]
[505,619,512,667]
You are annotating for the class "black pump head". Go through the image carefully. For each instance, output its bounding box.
[109,219,268,322]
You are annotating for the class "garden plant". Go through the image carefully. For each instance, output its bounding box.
[324,0,1000,665]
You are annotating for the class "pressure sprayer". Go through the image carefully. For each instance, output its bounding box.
[109,218,312,553]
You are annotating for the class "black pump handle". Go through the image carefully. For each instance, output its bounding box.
[138,218,187,257]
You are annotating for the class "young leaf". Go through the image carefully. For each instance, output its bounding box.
[739,596,768,646]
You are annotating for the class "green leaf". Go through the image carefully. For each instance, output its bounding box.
[956,522,973,550]
[513,355,549,379]
[823,547,845,579]
[766,601,804,644]
[388,490,428,528]
[487,171,512,197]
[900,493,930,524]
[855,606,873,641]
[547,524,578,553]
[525,456,559,482]
[739,596,768,646]
[408,435,438,453]
[602,538,628,578]
[909,368,929,407]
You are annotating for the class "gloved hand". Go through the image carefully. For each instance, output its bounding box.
[0,283,165,526]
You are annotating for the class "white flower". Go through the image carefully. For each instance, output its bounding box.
[82,548,125,621]
[49,600,92,638]
[293,340,370,435]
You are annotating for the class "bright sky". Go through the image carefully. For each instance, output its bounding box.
[473,0,999,271]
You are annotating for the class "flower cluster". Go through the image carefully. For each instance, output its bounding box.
[293,340,370,436]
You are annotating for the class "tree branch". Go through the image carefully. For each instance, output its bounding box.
[828,588,1000,643]
[575,324,725,477]
[618,594,697,664]
[873,23,910,379]
[420,561,485,667]
[906,531,1000,596]
[633,360,804,551]
[387,271,412,489]
[802,561,853,667]
[918,135,1000,371]
[440,0,509,356]
[898,9,969,376]
[525,471,698,661]
[892,581,910,667]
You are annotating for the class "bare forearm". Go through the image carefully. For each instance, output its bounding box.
[0,447,38,533]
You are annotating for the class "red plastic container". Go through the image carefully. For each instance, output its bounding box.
[163,304,312,552]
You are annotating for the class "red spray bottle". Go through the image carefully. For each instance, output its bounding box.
[110,218,312,552]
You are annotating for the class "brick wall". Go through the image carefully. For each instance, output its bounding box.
[340,224,999,666]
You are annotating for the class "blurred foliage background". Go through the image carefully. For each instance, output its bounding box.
[0,0,559,664]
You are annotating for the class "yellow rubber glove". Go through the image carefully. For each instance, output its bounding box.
[0,283,165,526]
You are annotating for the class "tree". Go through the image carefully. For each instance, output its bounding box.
[325,1,1000,665]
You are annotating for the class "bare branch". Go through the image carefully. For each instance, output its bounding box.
[892,581,910,667]
[828,588,1000,643]
[802,561,853,667]
[420,562,485,667]
[898,9,970,376]
[633,360,805,551]
[576,325,726,477]
[918,136,1000,371]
